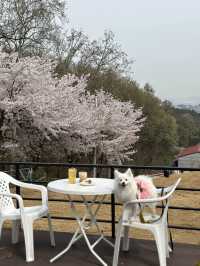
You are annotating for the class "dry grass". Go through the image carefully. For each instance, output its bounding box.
[4,171,200,245]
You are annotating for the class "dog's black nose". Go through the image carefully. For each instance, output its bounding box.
[121,182,126,187]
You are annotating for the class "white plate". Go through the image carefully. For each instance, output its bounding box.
[79,180,95,186]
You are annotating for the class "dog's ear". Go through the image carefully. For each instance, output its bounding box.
[114,169,120,179]
[126,168,133,177]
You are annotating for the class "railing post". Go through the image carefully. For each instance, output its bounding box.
[110,167,116,238]
[93,147,97,178]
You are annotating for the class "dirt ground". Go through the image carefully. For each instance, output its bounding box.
[3,171,200,245]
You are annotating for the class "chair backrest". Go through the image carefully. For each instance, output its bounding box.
[158,178,181,222]
[123,178,181,223]
[0,172,16,212]
[158,178,181,199]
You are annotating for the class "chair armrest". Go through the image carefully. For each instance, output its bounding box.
[0,192,24,209]
[123,190,174,213]
[13,180,48,207]
[123,196,165,209]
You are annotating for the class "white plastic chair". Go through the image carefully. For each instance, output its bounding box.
[113,178,181,266]
[0,171,55,262]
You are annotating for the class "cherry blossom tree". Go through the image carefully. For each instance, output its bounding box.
[78,90,144,165]
[0,51,89,159]
[0,51,144,163]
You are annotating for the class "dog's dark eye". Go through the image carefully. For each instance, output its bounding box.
[125,179,127,181]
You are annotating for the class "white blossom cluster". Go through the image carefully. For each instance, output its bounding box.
[0,52,144,163]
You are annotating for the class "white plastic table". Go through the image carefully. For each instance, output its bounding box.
[48,178,115,266]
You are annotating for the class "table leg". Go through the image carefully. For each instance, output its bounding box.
[50,212,89,262]
[81,195,114,248]
[50,225,80,263]
[50,194,113,266]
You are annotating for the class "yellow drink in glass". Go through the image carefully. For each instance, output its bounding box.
[68,168,77,184]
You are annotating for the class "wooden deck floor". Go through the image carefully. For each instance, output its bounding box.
[0,230,199,266]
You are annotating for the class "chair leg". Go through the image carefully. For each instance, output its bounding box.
[112,218,123,266]
[22,217,34,262]
[165,223,170,258]
[12,220,20,244]
[152,226,167,266]
[47,213,55,247]
[122,226,130,251]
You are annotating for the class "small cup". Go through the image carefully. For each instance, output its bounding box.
[79,171,87,182]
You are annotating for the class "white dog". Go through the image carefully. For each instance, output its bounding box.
[114,168,157,221]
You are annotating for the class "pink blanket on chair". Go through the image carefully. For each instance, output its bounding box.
[135,177,153,199]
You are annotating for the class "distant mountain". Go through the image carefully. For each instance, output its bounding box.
[176,104,200,113]
[168,96,200,106]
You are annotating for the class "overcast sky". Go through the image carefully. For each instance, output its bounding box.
[68,0,200,104]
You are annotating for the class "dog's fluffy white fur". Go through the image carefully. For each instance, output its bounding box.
[114,168,157,220]
[114,168,138,204]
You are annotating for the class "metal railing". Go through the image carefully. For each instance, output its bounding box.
[0,162,200,238]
